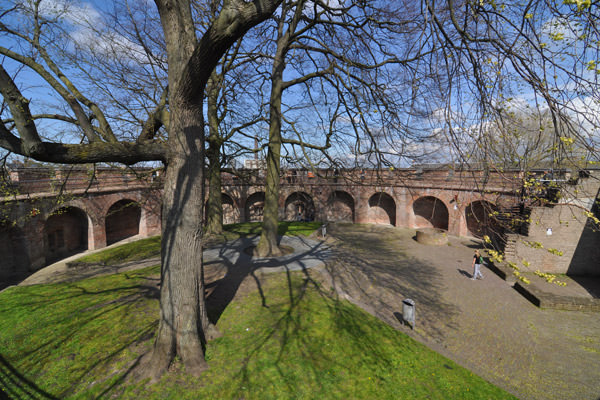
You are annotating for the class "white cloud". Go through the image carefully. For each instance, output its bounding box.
[34,0,102,26]
[21,0,148,63]
[565,96,600,144]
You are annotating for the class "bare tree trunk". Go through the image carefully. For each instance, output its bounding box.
[256,132,282,256]
[205,75,224,236]
[205,141,223,235]
[146,102,210,378]
[255,2,305,257]
[256,43,285,257]
[143,0,282,379]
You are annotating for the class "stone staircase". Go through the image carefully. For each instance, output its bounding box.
[502,233,519,260]
[495,205,530,260]
[496,205,531,235]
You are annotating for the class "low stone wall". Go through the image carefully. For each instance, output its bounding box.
[415,228,448,245]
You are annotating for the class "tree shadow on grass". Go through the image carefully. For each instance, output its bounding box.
[204,222,460,348]
[0,269,161,399]
[0,354,58,400]
[204,235,332,325]
[200,224,463,398]
[223,266,407,397]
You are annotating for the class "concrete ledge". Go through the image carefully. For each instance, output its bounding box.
[486,261,517,284]
[488,261,600,311]
[514,281,600,311]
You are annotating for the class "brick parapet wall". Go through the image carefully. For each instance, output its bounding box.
[9,166,599,279]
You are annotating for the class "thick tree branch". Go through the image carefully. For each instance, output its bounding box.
[175,0,283,103]
[0,64,43,156]
[0,122,165,164]
[0,46,102,143]
[138,86,170,143]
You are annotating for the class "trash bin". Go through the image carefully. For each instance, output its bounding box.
[402,299,415,329]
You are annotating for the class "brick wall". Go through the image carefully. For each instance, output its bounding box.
[510,174,600,275]
[105,200,141,245]
[325,191,354,222]
[0,224,30,282]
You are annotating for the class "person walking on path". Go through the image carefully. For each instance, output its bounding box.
[471,250,484,280]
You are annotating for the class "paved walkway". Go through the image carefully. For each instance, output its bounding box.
[204,235,332,274]
[320,223,600,400]
[16,235,159,287]
[16,235,331,288]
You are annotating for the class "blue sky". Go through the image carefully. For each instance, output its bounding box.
[2,0,599,168]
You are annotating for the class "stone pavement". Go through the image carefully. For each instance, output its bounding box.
[203,235,333,274]
[319,223,600,400]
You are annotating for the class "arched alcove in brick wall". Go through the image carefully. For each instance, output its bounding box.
[412,196,449,230]
[44,206,89,264]
[465,200,502,240]
[368,192,396,226]
[245,192,265,222]
[204,193,240,225]
[0,223,30,282]
[221,193,239,225]
[284,192,316,221]
[105,199,141,245]
[326,190,355,222]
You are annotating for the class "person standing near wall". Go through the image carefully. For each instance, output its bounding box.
[472,250,484,280]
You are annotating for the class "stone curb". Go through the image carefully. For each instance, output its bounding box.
[514,281,600,311]
[489,261,600,311]
[485,261,517,284]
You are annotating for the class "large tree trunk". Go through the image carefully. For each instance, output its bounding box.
[256,44,285,257]
[144,0,209,380]
[147,102,213,378]
[205,74,224,236]
[145,0,283,380]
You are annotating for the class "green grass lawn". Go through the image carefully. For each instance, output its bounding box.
[0,265,515,399]
[74,236,162,266]
[75,222,322,266]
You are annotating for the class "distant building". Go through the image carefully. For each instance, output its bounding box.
[244,159,266,169]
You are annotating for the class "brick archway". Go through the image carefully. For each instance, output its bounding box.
[412,196,449,230]
[105,199,141,245]
[368,192,396,226]
[284,191,315,221]
[465,200,502,240]
[326,190,355,222]
[245,191,265,222]
[44,206,89,264]
[221,193,240,224]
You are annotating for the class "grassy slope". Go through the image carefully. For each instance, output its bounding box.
[0,266,514,399]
